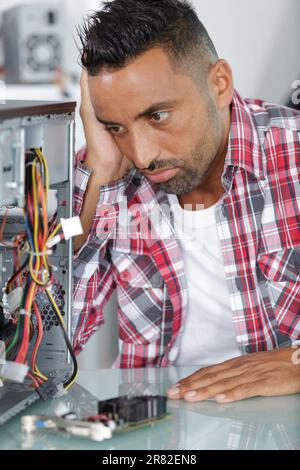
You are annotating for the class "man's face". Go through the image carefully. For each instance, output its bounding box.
[88,47,225,195]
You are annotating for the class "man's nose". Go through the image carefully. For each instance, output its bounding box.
[129,131,158,170]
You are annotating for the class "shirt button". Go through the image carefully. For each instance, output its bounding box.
[99,206,109,218]
[119,270,132,282]
[235,277,243,292]
[221,204,229,218]
[133,177,141,187]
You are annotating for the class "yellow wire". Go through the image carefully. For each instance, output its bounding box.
[29,152,61,285]
[29,160,43,285]
[25,149,71,385]
[47,223,62,242]
[34,366,48,382]
[36,147,62,248]
[29,157,52,286]
[18,149,63,383]
[32,161,39,261]
[29,155,49,381]
[26,282,36,313]
[35,148,49,202]
[36,151,52,276]
[36,163,50,273]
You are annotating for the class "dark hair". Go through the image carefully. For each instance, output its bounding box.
[78,0,218,76]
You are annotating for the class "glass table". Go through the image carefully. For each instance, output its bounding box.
[0,366,299,450]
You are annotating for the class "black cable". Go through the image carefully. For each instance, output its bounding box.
[45,289,78,388]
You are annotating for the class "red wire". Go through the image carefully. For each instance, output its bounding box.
[16,281,37,364]
[27,372,39,388]
[15,313,30,364]
[15,155,49,367]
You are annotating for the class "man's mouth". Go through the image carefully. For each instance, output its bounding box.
[144,167,180,183]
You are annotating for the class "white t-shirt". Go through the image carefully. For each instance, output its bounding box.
[167,194,242,366]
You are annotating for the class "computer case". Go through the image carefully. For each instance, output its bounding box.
[0,100,76,382]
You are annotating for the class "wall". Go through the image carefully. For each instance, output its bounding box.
[192,0,300,104]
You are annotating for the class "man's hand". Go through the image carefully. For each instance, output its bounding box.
[167,347,300,403]
[74,69,133,251]
[79,68,132,180]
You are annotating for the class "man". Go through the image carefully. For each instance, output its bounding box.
[73,0,300,403]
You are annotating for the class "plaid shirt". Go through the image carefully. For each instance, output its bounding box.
[72,89,300,368]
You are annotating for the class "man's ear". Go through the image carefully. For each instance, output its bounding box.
[208,59,234,110]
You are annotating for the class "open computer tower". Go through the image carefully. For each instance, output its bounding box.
[0,100,76,384]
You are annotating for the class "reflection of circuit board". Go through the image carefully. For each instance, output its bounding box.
[21,395,170,443]
[97,395,168,429]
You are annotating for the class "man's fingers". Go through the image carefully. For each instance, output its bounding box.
[177,364,227,386]
[80,68,88,100]
[176,357,242,387]
[215,381,268,403]
[168,373,260,402]
[176,366,251,394]
[79,68,95,117]
[168,349,300,403]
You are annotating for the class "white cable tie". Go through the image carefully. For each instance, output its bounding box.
[25,161,38,168]
[60,216,83,241]
[45,280,54,291]
[28,249,53,257]
[19,309,31,318]
[30,266,49,276]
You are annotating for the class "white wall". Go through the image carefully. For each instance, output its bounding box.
[77,293,119,370]
[192,0,300,104]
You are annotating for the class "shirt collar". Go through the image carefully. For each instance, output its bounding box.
[224,89,264,181]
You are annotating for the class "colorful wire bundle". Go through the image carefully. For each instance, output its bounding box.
[1,148,77,391]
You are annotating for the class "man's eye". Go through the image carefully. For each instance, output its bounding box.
[106,127,122,135]
[151,111,169,123]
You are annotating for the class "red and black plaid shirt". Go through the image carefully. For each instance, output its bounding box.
[72,90,300,368]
